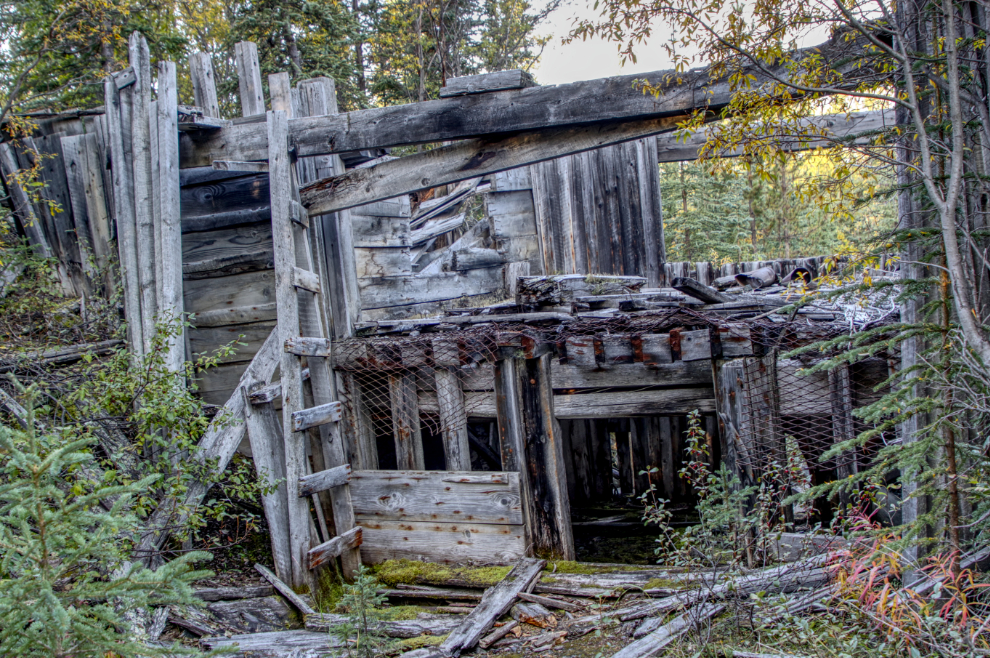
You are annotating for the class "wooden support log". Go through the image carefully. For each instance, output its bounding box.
[298,463,351,497]
[390,373,424,470]
[671,277,733,304]
[736,266,778,289]
[308,526,362,570]
[436,367,471,470]
[438,557,546,656]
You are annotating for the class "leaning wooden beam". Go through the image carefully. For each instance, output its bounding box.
[134,327,280,563]
[0,143,52,258]
[438,557,546,656]
[254,563,316,615]
[179,33,867,167]
[300,115,684,215]
[656,109,893,162]
[241,385,292,582]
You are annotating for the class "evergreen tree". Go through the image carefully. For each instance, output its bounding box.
[0,380,212,658]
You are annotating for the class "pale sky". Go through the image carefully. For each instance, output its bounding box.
[530,0,678,85]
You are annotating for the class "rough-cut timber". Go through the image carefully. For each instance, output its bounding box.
[308,526,363,569]
[298,463,351,497]
[253,563,316,615]
[611,603,725,658]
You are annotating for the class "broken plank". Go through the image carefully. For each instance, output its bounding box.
[305,612,461,637]
[300,115,685,216]
[479,620,519,648]
[610,603,725,658]
[292,401,342,432]
[298,463,351,497]
[292,266,321,293]
[202,629,339,653]
[193,585,275,602]
[439,557,546,656]
[308,526,363,569]
[254,563,315,615]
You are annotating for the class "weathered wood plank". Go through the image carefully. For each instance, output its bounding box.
[241,388,292,581]
[292,266,322,294]
[349,470,523,524]
[610,603,725,658]
[182,223,273,278]
[671,277,732,304]
[436,367,471,471]
[235,42,266,116]
[351,214,411,247]
[439,557,546,656]
[305,612,461,636]
[189,52,221,118]
[389,373,424,470]
[183,269,275,318]
[129,33,157,353]
[292,401,342,432]
[308,526,362,569]
[357,520,526,565]
[157,60,184,372]
[299,463,351,497]
[300,115,684,216]
[285,336,333,357]
[439,70,536,97]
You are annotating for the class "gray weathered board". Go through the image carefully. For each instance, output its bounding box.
[349,470,526,564]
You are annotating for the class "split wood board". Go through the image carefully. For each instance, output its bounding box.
[358,267,504,310]
[416,388,715,418]
[349,470,523,525]
[182,223,274,278]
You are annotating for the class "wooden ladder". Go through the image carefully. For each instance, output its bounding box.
[263,105,361,590]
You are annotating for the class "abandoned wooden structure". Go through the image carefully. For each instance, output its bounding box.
[0,33,896,590]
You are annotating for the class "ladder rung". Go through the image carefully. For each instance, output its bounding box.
[292,401,342,432]
[285,336,332,357]
[212,160,269,172]
[291,200,309,227]
[308,526,362,570]
[248,381,281,404]
[298,463,351,497]
[292,267,321,294]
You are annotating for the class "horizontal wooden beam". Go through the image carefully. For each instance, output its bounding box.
[308,526,362,570]
[299,464,352,497]
[285,336,332,357]
[655,109,893,162]
[291,401,342,432]
[178,33,868,167]
[300,115,685,215]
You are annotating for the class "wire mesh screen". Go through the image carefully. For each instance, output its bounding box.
[330,308,892,475]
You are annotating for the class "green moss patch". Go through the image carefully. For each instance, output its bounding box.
[398,633,448,650]
[372,559,511,588]
[379,605,430,621]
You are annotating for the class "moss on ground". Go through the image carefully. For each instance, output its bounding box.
[379,605,430,621]
[643,577,688,590]
[545,560,644,575]
[372,559,511,588]
[398,633,448,650]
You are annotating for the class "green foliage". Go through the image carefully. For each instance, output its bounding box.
[0,379,211,658]
[661,155,898,264]
[331,565,396,658]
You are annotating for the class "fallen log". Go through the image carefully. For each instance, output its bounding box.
[305,612,461,637]
[193,585,274,601]
[611,603,725,658]
[517,591,584,612]
[0,339,124,373]
[511,601,556,628]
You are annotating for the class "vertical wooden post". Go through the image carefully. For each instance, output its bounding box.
[102,77,143,359]
[565,420,592,505]
[632,417,659,496]
[268,109,311,590]
[235,41,266,116]
[389,373,424,470]
[588,419,613,501]
[189,52,221,118]
[336,372,378,470]
[241,386,292,581]
[157,61,184,373]
[494,352,574,560]
[433,335,469,470]
[659,416,675,499]
[829,365,857,509]
[129,32,157,354]
[615,419,634,497]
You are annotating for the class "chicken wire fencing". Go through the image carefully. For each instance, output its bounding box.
[330,308,894,478]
